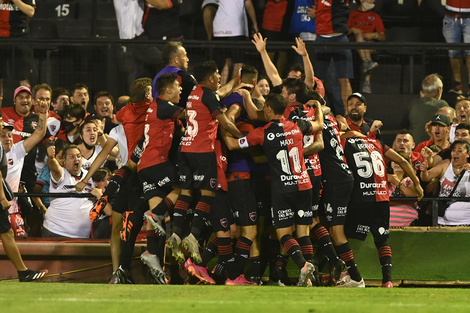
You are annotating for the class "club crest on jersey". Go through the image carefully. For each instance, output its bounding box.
[210,178,217,188]
[31,121,37,129]
[220,218,227,228]
[249,212,256,222]
[8,158,13,166]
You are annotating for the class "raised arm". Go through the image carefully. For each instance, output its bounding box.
[292,37,314,89]
[12,0,35,17]
[235,88,266,121]
[385,148,424,200]
[75,137,117,191]
[251,33,283,87]
[23,101,48,153]
[47,145,63,182]
[216,113,243,138]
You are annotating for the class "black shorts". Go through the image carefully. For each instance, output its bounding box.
[138,161,177,200]
[271,189,313,229]
[310,174,322,218]
[321,179,353,226]
[178,152,217,191]
[0,209,11,233]
[112,171,143,214]
[209,189,234,233]
[251,169,271,218]
[228,176,257,226]
[345,201,390,242]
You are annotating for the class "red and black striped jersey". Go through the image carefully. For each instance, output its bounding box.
[137,97,183,171]
[318,114,352,181]
[239,118,312,193]
[343,136,390,202]
[180,85,222,153]
[314,0,349,35]
[0,0,35,37]
[285,105,322,177]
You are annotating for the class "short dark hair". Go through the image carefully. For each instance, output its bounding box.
[304,88,326,106]
[241,65,258,83]
[32,83,52,99]
[451,140,470,153]
[193,60,218,83]
[289,63,305,76]
[70,83,89,95]
[265,93,287,115]
[161,41,183,65]
[51,87,70,104]
[63,103,86,121]
[62,144,81,159]
[456,123,470,132]
[283,77,307,100]
[92,167,112,182]
[156,73,178,95]
[79,116,99,136]
[94,90,114,106]
[396,129,412,136]
[129,77,152,103]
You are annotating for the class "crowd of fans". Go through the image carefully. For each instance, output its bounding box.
[0,0,469,287]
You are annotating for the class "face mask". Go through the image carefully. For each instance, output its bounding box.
[83,141,95,150]
[61,121,75,133]
[362,2,375,10]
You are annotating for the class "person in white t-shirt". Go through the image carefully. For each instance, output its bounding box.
[42,145,101,238]
[0,99,48,237]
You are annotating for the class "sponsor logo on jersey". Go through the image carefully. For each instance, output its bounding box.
[194,174,205,181]
[157,176,171,187]
[356,224,370,235]
[142,181,156,193]
[277,208,294,221]
[298,210,313,218]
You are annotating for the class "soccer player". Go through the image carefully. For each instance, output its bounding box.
[167,60,244,264]
[343,132,423,287]
[225,93,322,287]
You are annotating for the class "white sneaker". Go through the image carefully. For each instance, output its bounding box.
[140,250,168,284]
[182,233,202,264]
[336,275,365,287]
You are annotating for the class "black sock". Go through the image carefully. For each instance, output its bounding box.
[375,241,392,283]
[104,166,131,197]
[201,236,218,267]
[297,236,313,263]
[216,236,233,264]
[311,223,338,265]
[190,195,214,239]
[151,196,175,216]
[173,194,192,237]
[227,236,252,280]
[249,256,262,282]
[147,234,159,255]
[280,234,306,269]
[120,208,144,270]
[335,242,362,282]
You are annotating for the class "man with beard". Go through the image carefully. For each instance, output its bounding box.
[344,92,381,139]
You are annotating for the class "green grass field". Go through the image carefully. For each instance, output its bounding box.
[1,283,470,313]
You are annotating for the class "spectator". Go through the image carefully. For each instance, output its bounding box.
[143,0,183,41]
[261,0,291,78]
[50,88,70,117]
[414,113,451,154]
[93,91,118,134]
[387,152,420,227]
[213,0,259,84]
[257,75,271,96]
[451,96,470,142]
[70,83,90,112]
[0,112,47,281]
[313,0,353,115]
[401,73,449,145]
[0,0,36,92]
[55,103,86,145]
[0,99,48,237]
[343,92,382,138]
[91,168,112,239]
[348,0,386,94]
[392,129,422,171]
[202,0,219,40]
[42,144,100,238]
[420,140,470,226]
[443,0,470,94]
